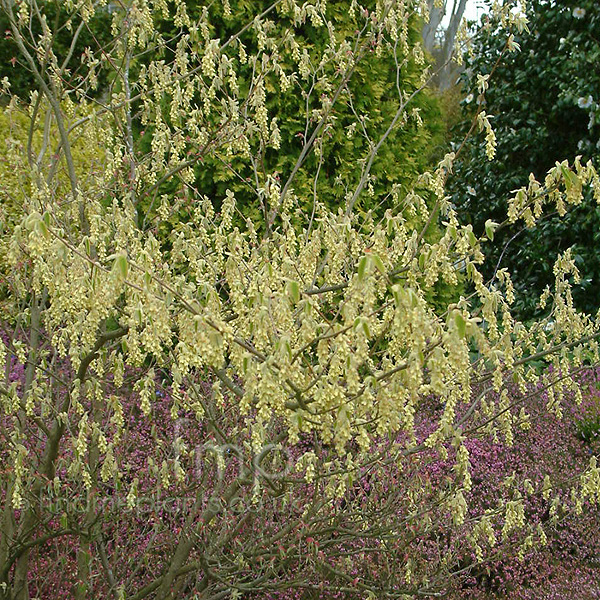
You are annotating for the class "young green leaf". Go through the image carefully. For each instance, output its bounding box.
[112,253,128,280]
[287,280,301,303]
[454,311,467,339]
[371,254,385,275]
[357,255,370,281]
[485,219,498,241]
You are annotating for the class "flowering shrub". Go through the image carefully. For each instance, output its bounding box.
[0,1,113,99]
[3,336,600,599]
[0,102,108,304]
[146,0,447,221]
[1,1,600,600]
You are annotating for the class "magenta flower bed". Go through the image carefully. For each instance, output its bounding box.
[2,332,600,599]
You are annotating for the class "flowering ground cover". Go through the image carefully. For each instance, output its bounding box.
[2,330,599,599]
[449,367,600,599]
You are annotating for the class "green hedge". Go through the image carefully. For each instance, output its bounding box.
[449,0,600,319]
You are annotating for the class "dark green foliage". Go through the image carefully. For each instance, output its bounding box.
[449,0,600,319]
[133,1,445,225]
[0,1,112,99]
[576,413,600,444]
[135,1,458,309]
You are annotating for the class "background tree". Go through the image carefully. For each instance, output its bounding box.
[0,1,112,99]
[449,0,600,319]
[131,0,448,227]
[421,0,469,90]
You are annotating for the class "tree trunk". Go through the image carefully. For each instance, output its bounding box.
[421,0,469,90]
